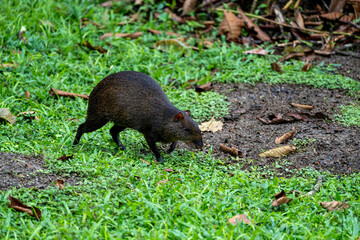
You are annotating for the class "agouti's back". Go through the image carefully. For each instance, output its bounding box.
[73,71,203,162]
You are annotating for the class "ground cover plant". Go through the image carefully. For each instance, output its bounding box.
[1,0,360,239]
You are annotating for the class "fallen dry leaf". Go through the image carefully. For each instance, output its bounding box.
[58,154,73,161]
[259,145,296,158]
[219,144,243,157]
[49,88,89,100]
[271,62,283,74]
[275,127,297,144]
[228,214,252,225]
[319,201,350,212]
[182,0,198,15]
[0,108,17,125]
[79,41,107,54]
[140,158,150,165]
[99,32,142,40]
[156,179,168,185]
[1,63,19,68]
[243,48,268,55]
[195,82,213,93]
[17,111,39,122]
[164,168,176,173]
[154,39,190,52]
[294,9,305,29]
[238,8,271,42]
[55,179,65,189]
[8,195,42,220]
[199,116,223,133]
[272,190,293,207]
[25,90,30,98]
[290,103,314,110]
[101,0,118,7]
[218,11,243,42]
[164,8,186,23]
[301,63,313,72]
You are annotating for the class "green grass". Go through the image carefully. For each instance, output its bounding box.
[1,0,360,239]
[334,104,360,126]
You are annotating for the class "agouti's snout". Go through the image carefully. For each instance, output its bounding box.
[73,71,203,162]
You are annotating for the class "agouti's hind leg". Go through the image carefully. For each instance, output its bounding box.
[110,125,126,150]
[167,142,177,154]
[73,118,108,145]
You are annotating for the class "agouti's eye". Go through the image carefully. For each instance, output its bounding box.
[184,127,191,132]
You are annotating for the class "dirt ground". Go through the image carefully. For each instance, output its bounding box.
[1,51,360,190]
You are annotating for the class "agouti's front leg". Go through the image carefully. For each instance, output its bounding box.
[167,142,177,154]
[145,137,164,163]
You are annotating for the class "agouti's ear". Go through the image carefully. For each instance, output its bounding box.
[185,110,191,116]
[173,112,184,122]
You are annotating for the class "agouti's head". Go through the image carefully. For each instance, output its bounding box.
[164,110,203,149]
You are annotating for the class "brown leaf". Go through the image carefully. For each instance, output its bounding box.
[219,144,243,157]
[17,111,39,122]
[290,103,314,110]
[199,116,223,132]
[79,41,107,54]
[182,0,198,15]
[228,214,252,225]
[1,63,19,68]
[195,82,213,93]
[8,195,42,220]
[164,168,176,173]
[237,8,271,42]
[49,88,89,100]
[156,179,168,185]
[218,11,243,42]
[259,145,296,158]
[25,90,30,98]
[0,108,17,125]
[271,62,283,74]
[320,12,355,23]
[101,0,118,7]
[154,39,190,52]
[147,28,162,35]
[243,48,268,55]
[319,201,350,212]
[100,32,143,40]
[301,63,313,72]
[272,190,292,207]
[140,158,150,165]
[58,154,73,161]
[275,127,297,144]
[164,8,186,23]
[294,10,305,29]
[55,179,65,189]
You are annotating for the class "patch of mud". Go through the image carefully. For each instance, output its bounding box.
[0,152,78,191]
[203,83,360,177]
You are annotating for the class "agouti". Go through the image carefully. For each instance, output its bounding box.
[73,71,203,162]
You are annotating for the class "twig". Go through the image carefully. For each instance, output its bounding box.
[304,175,322,197]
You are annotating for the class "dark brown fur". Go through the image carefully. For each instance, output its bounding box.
[73,71,203,162]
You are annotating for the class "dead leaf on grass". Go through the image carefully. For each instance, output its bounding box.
[228,214,252,225]
[195,82,213,93]
[238,8,271,42]
[219,144,243,157]
[17,111,39,122]
[1,63,18,68]
[199,116,223,133]
[259,145,296,158]
[99,32,142,40]
[164,168,176,173]
[319,201,350,212]
[0,108,17,125]
[58,154,73,161]
[272,190,293,207]
[290,102,314,110]
[243,48,268,55]
[140,158,150,165]
[25,90,30,98]
[218,11,243,42]
[55,179,65,189]
[79,41,107,54]
[271,62,283,74]
[156,179,168,185]
[8,195,42,220]
[49,88,89,100]
[154,39,190,52]
[275,127,297,144]
[182,0,198,15]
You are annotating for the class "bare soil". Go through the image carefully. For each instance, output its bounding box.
[0,152,78,191]
[203,82,360,177]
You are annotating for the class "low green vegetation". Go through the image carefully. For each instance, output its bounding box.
[334,104,360,126]
[0,0,359,239]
